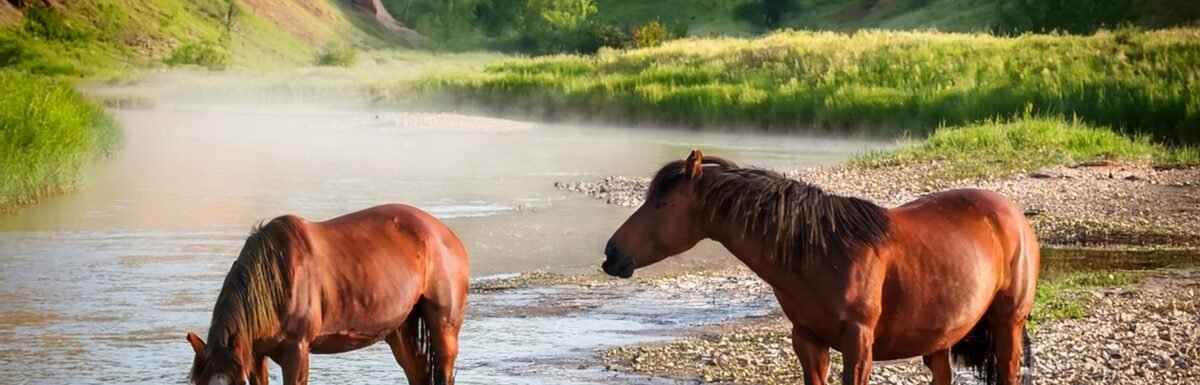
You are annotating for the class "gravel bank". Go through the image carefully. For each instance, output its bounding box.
[555,162,1200,247]
[601,269,1200,384]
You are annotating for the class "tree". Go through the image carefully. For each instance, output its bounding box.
[473,0,523,35]
[386,0,483,46]
[515,0,597,53]
[517,0,597,36]
[995,0,1146,34]
[734,0,797,28]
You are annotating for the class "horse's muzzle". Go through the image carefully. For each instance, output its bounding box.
[602,240,636,278]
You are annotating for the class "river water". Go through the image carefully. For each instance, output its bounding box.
[0,103,889,384]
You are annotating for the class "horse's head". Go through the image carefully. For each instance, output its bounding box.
[603,149,735,278]
[186,332,249,385]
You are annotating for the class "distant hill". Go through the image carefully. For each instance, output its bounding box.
[0,0,426,76]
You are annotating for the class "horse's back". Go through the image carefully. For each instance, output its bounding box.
[890,188,1035,283]
[277,204,468,349]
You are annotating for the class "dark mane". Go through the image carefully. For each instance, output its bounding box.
[648,161,891,269]
[191,217,299,382]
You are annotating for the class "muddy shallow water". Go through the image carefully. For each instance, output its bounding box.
[0,104,888,384]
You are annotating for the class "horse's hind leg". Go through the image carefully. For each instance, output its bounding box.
[988,305,1032,385]
[386,312,432,385]
[422,302,463,385]
[921,349,952,385]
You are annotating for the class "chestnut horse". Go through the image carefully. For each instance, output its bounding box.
[186,204,469,385]
[603,150,1039,385]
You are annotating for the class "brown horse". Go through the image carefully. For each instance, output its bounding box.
[603,150,1040,385]
[186,204,469,385]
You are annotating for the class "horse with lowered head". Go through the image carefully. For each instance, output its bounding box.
[186,204,469,385]
[602,150,1039,385]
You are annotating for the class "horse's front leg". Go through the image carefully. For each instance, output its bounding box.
[791,326,830,385]
[250,355,270,385]
[840,322,875,385]
[279,342,310,385]
[922,349,952,385]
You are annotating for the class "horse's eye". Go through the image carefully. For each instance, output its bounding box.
[653,200,669,209]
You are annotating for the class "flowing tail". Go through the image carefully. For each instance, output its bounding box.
[415,305,449,385]
[950,317,1034,385]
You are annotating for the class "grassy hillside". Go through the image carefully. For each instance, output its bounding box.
[0,0,412,77]
[419,28,1200,144]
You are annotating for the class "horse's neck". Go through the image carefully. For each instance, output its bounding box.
[703,218,796,284]
[713,234,798,283]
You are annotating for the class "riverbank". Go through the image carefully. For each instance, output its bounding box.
[418,28,1200,143]
[0,70,122,212]
[475,257,1200,385]
[599,269,1200,384]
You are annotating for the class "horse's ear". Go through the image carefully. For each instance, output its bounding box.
[685,149,704,179]
[186,332,206,354]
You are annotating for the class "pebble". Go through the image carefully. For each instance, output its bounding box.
[602,270,1200,384]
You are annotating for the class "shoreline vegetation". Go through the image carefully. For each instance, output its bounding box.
[417,28,1200,144]
[0,70,122,212]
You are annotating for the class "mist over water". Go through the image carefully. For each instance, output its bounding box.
[0,91,890,383]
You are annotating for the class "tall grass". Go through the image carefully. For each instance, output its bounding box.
[853,116,1198,180]
[0,70,122,210]
[419,28,1200,143]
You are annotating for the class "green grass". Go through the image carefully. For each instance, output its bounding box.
[0,70,122,211]
[314,45,358,67]
[1030,270,1140,327]
[853,116,1199,180]
[164,40,231,70]
[418,28,1200,143]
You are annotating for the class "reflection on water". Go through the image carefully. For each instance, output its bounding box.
[0,105,887,384]
[1041,247,1200,279]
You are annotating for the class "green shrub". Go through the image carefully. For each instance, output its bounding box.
[0,70,122,210]
[517,0,599,53]
[314,45,358,67]
[733,0,798,28]
[631,20,670,48]
[22,3,87,41]
[164,41,230,70]
[995,0,1146,34]
[586,22,633,50]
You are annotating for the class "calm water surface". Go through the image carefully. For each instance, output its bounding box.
[0,104,889,384]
